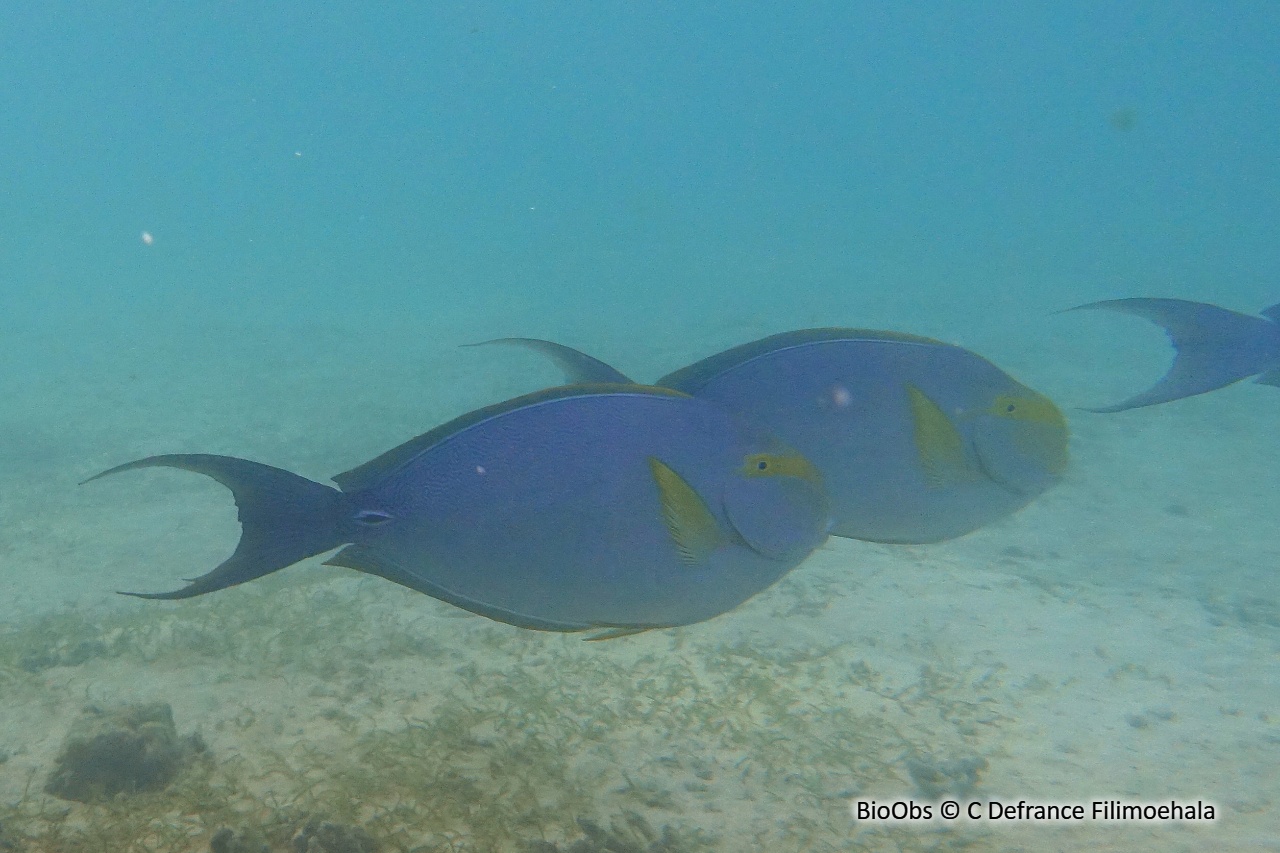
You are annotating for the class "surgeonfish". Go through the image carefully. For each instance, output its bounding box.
[1068,297,1280,412]
[477,330,1068,544]
[88,385,830,637]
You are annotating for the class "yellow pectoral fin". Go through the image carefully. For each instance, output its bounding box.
[906,385,975,489]
[648,457,723,565]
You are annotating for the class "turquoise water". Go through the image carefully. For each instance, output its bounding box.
[1,4,1278,851]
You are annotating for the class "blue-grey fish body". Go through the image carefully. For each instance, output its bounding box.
[1069,298,1280,411]
[485,331,1068,544]
[90,385,830,634]
[660,330,1066,543]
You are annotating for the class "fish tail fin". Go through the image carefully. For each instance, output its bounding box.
[463,337,635,384]
[84,454,351,599]
[1068,298,1278,411]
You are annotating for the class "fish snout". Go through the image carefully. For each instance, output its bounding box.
[971,417,1068,498]
[723,473,831,561]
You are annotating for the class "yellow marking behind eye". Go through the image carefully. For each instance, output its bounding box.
[991,394,1070,476]
[741,452,821,485]
[991,394,1067,429]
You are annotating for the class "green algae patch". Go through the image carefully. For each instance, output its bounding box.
[0,575,1005,852]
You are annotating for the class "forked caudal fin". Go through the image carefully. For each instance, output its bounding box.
[84,454,353,599]
[1068,298,1280,412]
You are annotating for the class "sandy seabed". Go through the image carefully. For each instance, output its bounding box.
[0,318,1277,852]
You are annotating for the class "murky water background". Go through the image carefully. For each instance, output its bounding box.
[1,4,1277,851]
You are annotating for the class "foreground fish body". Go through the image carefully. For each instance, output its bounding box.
[90,385,830,635]
[484,330,1068,544]
[1069,298,1280,411]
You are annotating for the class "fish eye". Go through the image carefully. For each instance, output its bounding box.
[742,452,819,483]
[742,453,780,477]
[1005,403,1017,413]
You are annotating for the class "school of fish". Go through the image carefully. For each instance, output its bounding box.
[87,298,1269,636]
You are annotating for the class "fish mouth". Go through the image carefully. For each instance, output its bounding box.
[970,439,1030,498]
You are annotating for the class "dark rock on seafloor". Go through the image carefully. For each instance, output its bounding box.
[210,826,270,853]
[905,752,989,799]
[44,702,206,803]
[291,818,378,853]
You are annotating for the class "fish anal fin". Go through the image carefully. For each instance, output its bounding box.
[325,545,592,633]
[647,458,722,565]
[585,624,665,641]
[1261,303,1280,323]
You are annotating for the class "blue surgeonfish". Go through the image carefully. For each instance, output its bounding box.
[477,330,1068,544]
[88,385,830,637]
[1069,297,1280,412]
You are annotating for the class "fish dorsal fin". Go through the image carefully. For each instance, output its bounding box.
[1262,303,1280,322]
[1255,367,1280,387]
[333,384,687,492]
[906,385,973,489]
[464,338,635,384]
[657,327,948,392]
[648,458,722,565]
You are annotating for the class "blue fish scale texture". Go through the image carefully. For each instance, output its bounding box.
[347,389,829,630]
